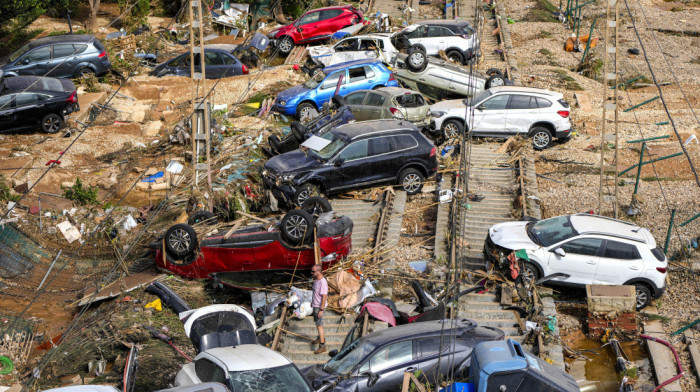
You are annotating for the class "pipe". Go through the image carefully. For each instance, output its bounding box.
[640,334,684,392]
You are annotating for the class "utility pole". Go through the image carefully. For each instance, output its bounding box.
[598,0,620,218]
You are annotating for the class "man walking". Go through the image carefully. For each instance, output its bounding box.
[311,264,328,354]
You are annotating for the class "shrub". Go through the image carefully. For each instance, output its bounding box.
[62,178,100,206]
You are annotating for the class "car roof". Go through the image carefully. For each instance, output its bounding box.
[28,34,96,49]
[203,344,291,371]
[204,44,238,52]
[364,319,475,345]
[308,5,353,12]
[416,19,471,27]
[569,214,650,244]
[332,119,419,140]
[489,86,563,99]
[2,76,74,93]
[323,58,382,72]
[375,86,420,96]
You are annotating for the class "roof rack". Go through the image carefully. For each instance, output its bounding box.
[572,213,638,226]
[577,231,647,244]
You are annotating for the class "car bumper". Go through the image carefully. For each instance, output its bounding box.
[653,282,666,299]
[271,103,296,116]
[62,103,80,115]
[262,174,296,204]
[554,128,573,139]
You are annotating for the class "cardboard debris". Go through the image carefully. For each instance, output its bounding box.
[57,221,82,243]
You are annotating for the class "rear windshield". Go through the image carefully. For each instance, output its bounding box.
[651,247,666,262]
[557,98,570,108]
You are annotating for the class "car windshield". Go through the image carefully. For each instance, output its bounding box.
[228,364,311,392]
[307,132,346,161]
[472,89,493,106]
[9,44,30,63]
[303,71,328,89]
[528,216,578,247]
[323,339,378,375]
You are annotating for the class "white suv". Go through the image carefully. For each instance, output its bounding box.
[429,86,573,149]
[484,214,668,309]
[391,20,480,64]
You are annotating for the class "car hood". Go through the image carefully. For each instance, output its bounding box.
[307,45,334,59]
[302,364,339,389]
[430,99,467,112]
[277,84,312,103]
[489,221,538,251]
[270,23,296,38]
[265,149,323,175]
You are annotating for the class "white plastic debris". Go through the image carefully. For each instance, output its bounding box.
[684,134,698,146]
[439,189,453,204]
[123,215,138,231]
[166,161,184,174]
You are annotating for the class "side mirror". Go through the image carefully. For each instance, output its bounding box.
[476,105,484,111]
[334,158,345,167]
[328,349,338,358]
[362,371,379,387]
[22,59,30,65]
[554,248,566,257]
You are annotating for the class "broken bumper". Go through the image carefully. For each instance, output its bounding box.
[554,128,573,139]
[262,174,295,204]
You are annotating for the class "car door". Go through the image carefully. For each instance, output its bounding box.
[344,65,373,93]
[406,25,430,52]
[220,52,241,77]
[366,135,400,183]
[331,38,360,64]
[318,70,347,106]
[357,38,381,61]
[425,26,450,54]
[330,139,371,191]
[296,10,322,42]
[504,94,539,135]
[594,240,644,285]
[13,92,43,128]
[471,94,509,135]
[51,44,80,78]
[203,51,226,79]
[16,47,52,76]
[546,238,603,285]
[319,9,343,38]
[0,95,17,132]
[359,339,416,391]
[364,92,389,120]
[194,358,228,386]
[344,91,368,120]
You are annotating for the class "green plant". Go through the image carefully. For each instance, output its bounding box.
[527,0,559,22]
[62,178,100,206]
[1,28,44,51]
[539,30,552,38]
[565,81,583,90]
[118,0,150,31]
[538,48,552,56]
[0,175,20,202]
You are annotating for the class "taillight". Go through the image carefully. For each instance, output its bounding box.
[242,63,249,75]
[67,91,77,104]
[98,50,107,58]
[389,107,404,119]
[429,146,436,157]
[557,110,570,118]
[656,267,667,274]
[388,73,395,82]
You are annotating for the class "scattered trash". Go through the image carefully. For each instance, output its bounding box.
[57,221,82,244]
[141,171,165,182]
[409,260,428,273]
[123,215,138,231]
[145,298,163,311]
[166,161,184,174]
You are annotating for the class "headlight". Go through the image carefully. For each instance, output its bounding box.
[321,253,337,262]
[262,170,268,177]
[279,100,287,106]
[431,111,446,118]
[281,174,295,182]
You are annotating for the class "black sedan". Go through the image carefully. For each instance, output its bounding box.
[0,76,78,133]
[151,46,248,79]
[303,319,504,392]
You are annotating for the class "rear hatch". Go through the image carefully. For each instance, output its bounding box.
[394,92,429,123]
[181,304,258,352]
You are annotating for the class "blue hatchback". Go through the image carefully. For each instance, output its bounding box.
[274,59,398,121]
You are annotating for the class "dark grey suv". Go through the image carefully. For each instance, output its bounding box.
[1,34,111,79]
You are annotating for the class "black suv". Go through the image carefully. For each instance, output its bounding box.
[0,76,79,133]
[1,34,110,79]
[263,119,438,206]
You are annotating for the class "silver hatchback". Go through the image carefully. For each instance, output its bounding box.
[343,87,430,130]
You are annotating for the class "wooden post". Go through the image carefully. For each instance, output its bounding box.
[271,307,288,351]
[361,310,370,337]
[314,226,321,266]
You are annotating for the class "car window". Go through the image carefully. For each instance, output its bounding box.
[559,238,603,257]
[348,67,368,83]
[14,93,39,107]
[337,139,368,161]
[168,54,186,67]
[508,95,537,110]
[229,364,310,392]
[321,9,343,19]
[194,358,227,384]
[418,336,449,357]
[204,51,224,65]
[368,340,413,373]
[369,136,394,156]
[221,53,237,65]
[481,95,510,110]
[459,24,474,36]
[366,92,385,106]
[22,47,51,63]
[360,39,383,50]
[407,25,427,39]
[345,92,366,105]
[427,26,450,37]
[335,39,358,52]
[603,241,641,260]
[530,216,578,247]
[72,44,88,54]
[299,11,321,25]
[396,94,425,108]
[9,44,30,63]
[321,71,346,89]
[536,97,552,108]
[52,44,77,58]
[363,65,375,79]
[0,95,14,110]
[394,134,418,150]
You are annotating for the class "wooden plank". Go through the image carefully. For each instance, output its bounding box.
[223,218,247,239]
[235,210,270,224]
[271,307,288,351]
[574,92,593,112]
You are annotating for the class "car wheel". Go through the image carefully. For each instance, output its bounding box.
[281,209,314,244]
[331,94,346,109]
[301,196,332,219]
[165,223,198,259]
[442,119,464,139]
[522,262,540,283]
[406,45,428,72]
[290,121,306,141]
[297,102,318,122]
[308,65,323,77]
[187,210,218,226]
[447,50,464,64]
[398,168,424,195]
[41,114,63,133]
[278,36,294,55]
[76,66,95,78]
[485,68,503,77]
[294,183,321,206]
[531,127,553,150]
[635,284,652,310]
[485,74,506,89]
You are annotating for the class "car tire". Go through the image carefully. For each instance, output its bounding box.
[41,114,63,134]
[281,209,314,244]
[442,119,464,139]
[446,50,464,64]
[278,36,294,55]
[485,74,506,89]
[406,45,428,72]
[187,210,218,226]
[485,68,503,77]
[290,121,306,141]
[76,66,95,78]
[521,262,541,283]
[398,168,424,195]
[269,134,282,152]
[531,127,553,150]
[294,183,321,206]
[301,196,332,219]
[308,65,323,77]
[635,284,652,310]
[165,223,198,259]
[331,94,346,109]
[296,102,318,122]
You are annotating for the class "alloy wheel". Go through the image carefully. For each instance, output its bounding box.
[409,52,425,67]
[444,123,460,138]
[168,228,192,253]
[44,116,61,133]
[280,37,293,53]
[636,288,648,309]
[284,214,308,240]
[533,132,550,149]
[490,77,505,87]
[402,173,421,193]
[522,265,536,283]
[299,106,318,122]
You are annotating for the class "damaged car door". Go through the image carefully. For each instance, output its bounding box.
[358,339,416,391]
[330,139,371,191]
[547,238,602,285]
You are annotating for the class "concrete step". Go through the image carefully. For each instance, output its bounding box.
[460,309,519,319]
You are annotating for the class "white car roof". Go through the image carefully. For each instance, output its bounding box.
[182,304,255,337]
[569,214,651,245]
[489,86,563,99]
[202,344,292,372]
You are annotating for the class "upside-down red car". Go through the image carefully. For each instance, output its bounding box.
[151,205,353,289]
[267,5,364,55]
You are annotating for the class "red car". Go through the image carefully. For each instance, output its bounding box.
[267,5,364,55]
[153,208,353,289]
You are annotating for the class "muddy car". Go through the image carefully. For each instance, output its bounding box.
[0,77,79,134]
[307,34,398,68]
[152,209,353,289]
[344,87,430,131]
